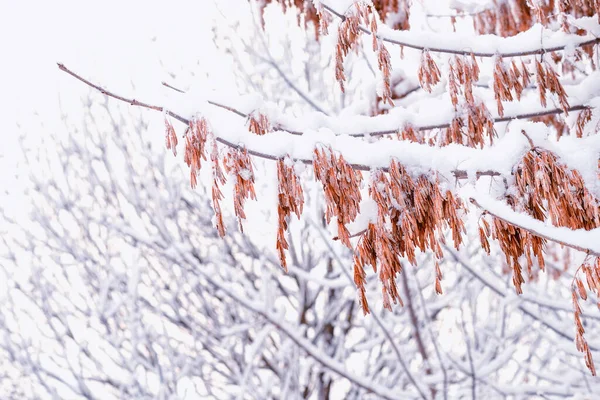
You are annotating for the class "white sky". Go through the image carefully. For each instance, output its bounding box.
[0,0,241,219]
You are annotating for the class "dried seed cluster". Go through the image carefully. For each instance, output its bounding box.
[473,1,536,37]
[335,2,393,100]
[515,148,600,231]
[165,118,178,157]
[211,136,227,238]
[535,60,570,113]
[481,213,541,294]
[531,114,569,139]
[327,1,408,112]
[248,112,271,136]
[184,118,209,189]
[313,146,362,248]
[444,103,496,147]
[492,57,531,117]
[471,0,599,36]
[448,54,480,108]
[377,41,394,105]
[276,158,304,271]
[257,0,411,36]
[223,148,257,232]
[335,3,372,92]
[576,108,593,138]
[258,0,321,38]
[353,164,465,313]
[572,257,600,375]
[417,50,441,93]
[479,146,600,297]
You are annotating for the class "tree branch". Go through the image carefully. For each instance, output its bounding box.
[470,197,600,257]
[57,63,502,181]
[178,253,415,400]
[321,3,600,57]
[65,63,594,142]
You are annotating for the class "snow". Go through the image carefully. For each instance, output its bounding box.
[468,188,600,256]
[324,1,600,56]
[167,70,600,140]
[179,98,554,183]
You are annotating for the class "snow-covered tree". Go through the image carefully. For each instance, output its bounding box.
[3,0,600,398]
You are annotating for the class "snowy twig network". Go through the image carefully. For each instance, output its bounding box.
[58,0,600,376]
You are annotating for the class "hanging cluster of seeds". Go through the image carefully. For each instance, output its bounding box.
[478,144,600,295]
[515,148,600,231]
[334,3,371,91]
[576,108,593,138]
[535,59,570,112]
[223,148,257,232]
[165,118,178,157]
[479,209,542,295]
[372,0,410,30]
[184,117,209,189]
[443,103,496,147]
[492,57,530,117]
[352,164,465,313]
[417,50,441,93]
[572,257,600,376]
[448,54,479,108]
[559,0,600,27]
[470,0,599,36]
[473,1,537,36]
[333,2,395,104]
[313,146,363,248]
[211,138,227,238]
[257,0,321,37]
[257,0,411,36]
[247,111,271,136]
[276,158,304,271]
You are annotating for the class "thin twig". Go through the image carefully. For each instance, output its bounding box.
[521,129,535,148]
[401,271,436,399]
[161,81,185,93]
